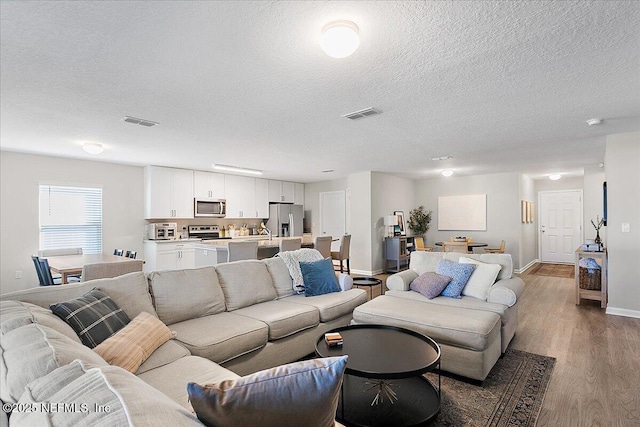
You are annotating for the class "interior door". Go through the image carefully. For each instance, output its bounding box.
[539,190,582,263]
[319,191,345,252]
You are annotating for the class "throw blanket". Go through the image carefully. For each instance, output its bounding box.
[579,257,601,274]
[277,249,323,294]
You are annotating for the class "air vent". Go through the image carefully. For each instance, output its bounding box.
[122,116,159,127]
[341,107,381,120]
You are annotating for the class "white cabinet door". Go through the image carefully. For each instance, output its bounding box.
[156,250,179,271]
[176,248,195,269]
[194,171,225,199]
[294,183,305,206]
[145,166,173,219]
[172,168,194,218]
[225,175,255,218]
[282,182,295,203]
[255,178,269,218]
[268,180,282,203]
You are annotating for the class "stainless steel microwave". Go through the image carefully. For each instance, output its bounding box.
[194,198,226,217]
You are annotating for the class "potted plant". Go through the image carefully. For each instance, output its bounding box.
[408,206,432,239]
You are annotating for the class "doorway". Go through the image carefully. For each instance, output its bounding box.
[319,191,345,252]
[538,190,583,263]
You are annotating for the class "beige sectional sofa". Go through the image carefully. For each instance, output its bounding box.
[0,257,367,426]
[352,251,524,381]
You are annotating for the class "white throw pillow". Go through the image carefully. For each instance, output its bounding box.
[459,257,502,300]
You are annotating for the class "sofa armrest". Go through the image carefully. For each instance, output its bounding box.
[386,270,419,291]
[487,277,525,307]
[336,273,353,291]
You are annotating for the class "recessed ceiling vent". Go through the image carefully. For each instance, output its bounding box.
[122,116,159,127]
[341,107,381,120]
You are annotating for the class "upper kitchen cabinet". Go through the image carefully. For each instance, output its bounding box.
[255,178,269,218]
[294,183,305,206]
[225,175,255,218]
[145,166,194,219]
[268,180,295,203]
[194,171,225,199]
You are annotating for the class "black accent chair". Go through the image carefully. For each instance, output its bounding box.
[31,256,60,286]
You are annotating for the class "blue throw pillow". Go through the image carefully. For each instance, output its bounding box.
[300,258,340,297]
[435,259,476,299]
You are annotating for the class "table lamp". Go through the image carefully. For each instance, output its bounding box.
[384,216,396,238]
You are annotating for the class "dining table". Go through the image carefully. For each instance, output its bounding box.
[45,253,142,284]
[434,241,488,252]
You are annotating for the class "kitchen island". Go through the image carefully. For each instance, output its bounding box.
[193,235,315,267]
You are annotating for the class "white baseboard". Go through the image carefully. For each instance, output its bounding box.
[605,306,640,319]
[350,269,383,276]
[515,259,539,274]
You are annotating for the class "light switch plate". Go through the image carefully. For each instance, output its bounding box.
[622,223,630,232]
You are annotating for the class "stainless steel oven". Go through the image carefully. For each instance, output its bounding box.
[194,199,226,217]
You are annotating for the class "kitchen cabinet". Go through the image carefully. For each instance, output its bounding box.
[294,183,305,208]
[225,175,255,218]
[194,171,225,199]
[268,180,295,203]
[143,241,195,272]
[255,178,269,218]
[144,166,194,219]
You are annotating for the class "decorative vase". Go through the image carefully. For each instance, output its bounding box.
[594,230,602,245]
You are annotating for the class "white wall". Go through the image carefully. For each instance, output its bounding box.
[304,177,348,237]
[414,172,524,268]
[0,151,145,294]
[519,174,537,269]
[604,132,640,317]
[347,172,372,273]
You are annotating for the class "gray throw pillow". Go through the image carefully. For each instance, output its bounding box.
[188,356,348,427]
[410,272,452,299]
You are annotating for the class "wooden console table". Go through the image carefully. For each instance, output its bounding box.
[575,247,607,308]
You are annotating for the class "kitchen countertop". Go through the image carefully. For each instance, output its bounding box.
[195,235,315,250]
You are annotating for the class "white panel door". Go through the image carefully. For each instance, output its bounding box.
[539,190,582,263]
[320,191,345,252]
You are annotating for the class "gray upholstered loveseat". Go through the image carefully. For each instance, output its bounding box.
[0,257,367,426]
[352,251,524,381]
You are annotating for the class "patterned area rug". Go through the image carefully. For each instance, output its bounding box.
[426,349,556,427]
[529,263,575,278]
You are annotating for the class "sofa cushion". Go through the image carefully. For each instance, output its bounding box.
[436,259,476,299]
[281,289,367,322]
[13,361,202,426]
[0,300,81,343]
[215,261,277,311]
[138,355,239,411]
[0,271,158,320]
[233,300,319,340]
[352,295,501,352]
[410,272,452,299]
[93,312,174,373]
[443,252,514,280]
[188,356,347,427]
[0,323,107,403]
[408,251,446,275]
[50,288,131,348]
[262,257,295,298]
[148,267,226,325]
[300,258,340,297]
[169,312,268,363]
[459,257,502,301]
[136,339,190,374]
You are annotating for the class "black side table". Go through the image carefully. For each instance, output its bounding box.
[352,276,383,300]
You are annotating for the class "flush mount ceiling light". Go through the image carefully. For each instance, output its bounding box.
[586,118,602,126]
[431,155,453,161]
[82,142,103,154]
[549,174,562,181]
[212,164,262,176]
[442,170,454,177]
[320,20,360,59]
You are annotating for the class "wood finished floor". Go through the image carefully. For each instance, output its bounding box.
[356,269,640,426]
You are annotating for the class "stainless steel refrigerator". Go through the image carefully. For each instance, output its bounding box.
[266,204,303,237]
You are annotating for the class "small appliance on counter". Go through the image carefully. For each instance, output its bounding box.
[188,225,231,240]
[146,223,178,240]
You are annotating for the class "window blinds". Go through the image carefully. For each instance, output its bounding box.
[39,185,103,254]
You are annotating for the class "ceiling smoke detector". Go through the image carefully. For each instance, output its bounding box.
[342,107,381,120]
[586,118,602,126]
[122,116,159,127]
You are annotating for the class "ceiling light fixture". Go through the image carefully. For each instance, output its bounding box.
[82,142,103,154]
[586,118,602,126]
[442,170,454,177]
[212,164,262,176]
[549,174,562,181]
[431,155,453,161]
[320,20,360,59]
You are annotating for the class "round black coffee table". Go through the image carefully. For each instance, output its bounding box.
[316,324,441,426]
[352,277,384,299]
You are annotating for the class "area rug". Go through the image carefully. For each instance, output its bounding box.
[426,349,556,427]
[529,263,574,278]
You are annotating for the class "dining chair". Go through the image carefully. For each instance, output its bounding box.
[279,238,301,253]
[414,237,433,252]
[442,241,469,253]
[484,240,506,254]
[114,249,124,256]
[81,260,144,282]
[331,234,351,274]
[38,248,83,257]
[125,250,137,259]
[227,241,259,262]
[31,256,60,286]
[314,235,333,258]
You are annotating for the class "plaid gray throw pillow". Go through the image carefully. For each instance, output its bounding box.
[50,288,131,348]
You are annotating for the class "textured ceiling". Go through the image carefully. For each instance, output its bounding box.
[1,1,639,182]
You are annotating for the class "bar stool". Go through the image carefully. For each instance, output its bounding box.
[227,241,259,262]
[314,235,332,258]
[331,234,351,274]
[279,238,301,252]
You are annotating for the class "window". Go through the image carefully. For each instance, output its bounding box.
[39,185,103,254]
